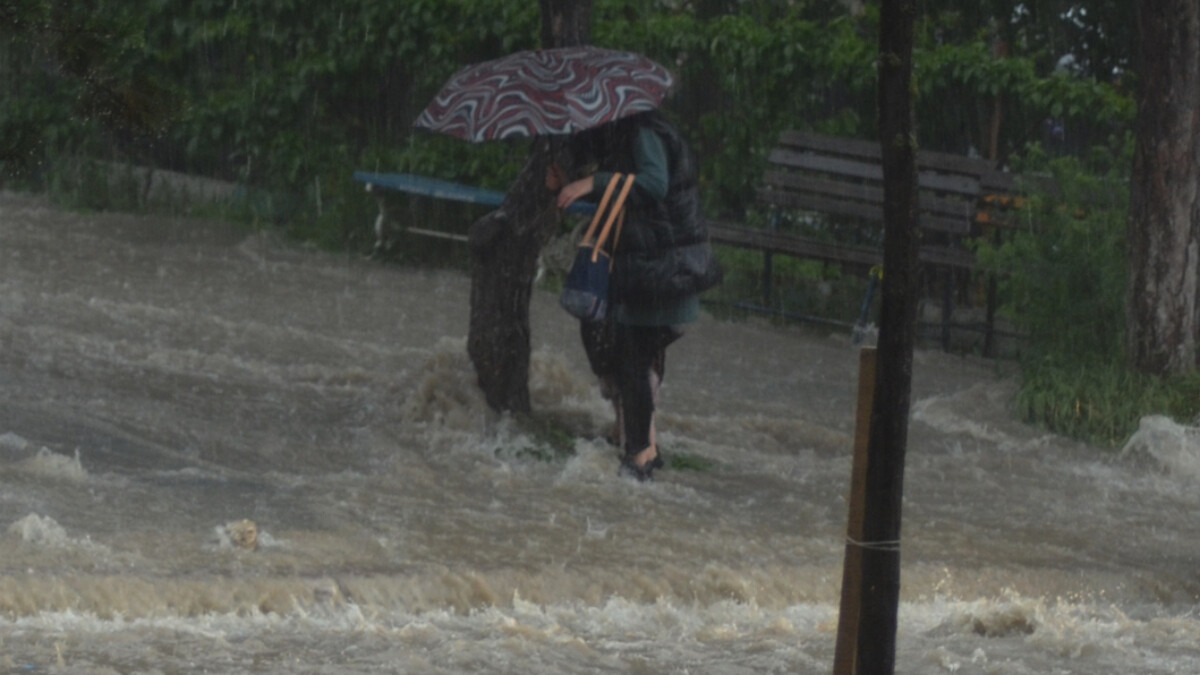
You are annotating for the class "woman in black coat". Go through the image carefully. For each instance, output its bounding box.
[555,111,721,481]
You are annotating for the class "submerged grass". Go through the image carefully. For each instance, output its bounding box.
[1016,359,1200,449]
[500,414,579,463]
[665,453,715,472]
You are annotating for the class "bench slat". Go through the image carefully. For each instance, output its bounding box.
[776,131,880,162]
[736,131,1025,352]
[777,130,1009,184]
[354,171,506,207]
[762,171,977,221]
[353,171,597,215]
[756,189,973,234]
[709,223,975,269]
[768,148,884,182]
[768,149,982,197]
[710,223,882,266]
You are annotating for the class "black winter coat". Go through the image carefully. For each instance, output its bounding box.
[609,113,723,308]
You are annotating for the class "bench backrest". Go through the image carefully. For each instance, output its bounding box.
[758,131,1013,235]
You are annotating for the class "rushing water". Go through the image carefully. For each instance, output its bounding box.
[1,191,1198,674]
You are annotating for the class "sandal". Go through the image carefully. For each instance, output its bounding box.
[618,450,664,483]
[619,455,654,482]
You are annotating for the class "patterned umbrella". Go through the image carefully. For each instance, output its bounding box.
[414,46,675,142]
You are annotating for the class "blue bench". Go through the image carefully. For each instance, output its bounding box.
[353,171,595,253]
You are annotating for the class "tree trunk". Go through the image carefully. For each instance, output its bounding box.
[539,0,590,46]
[466,0,591,413]
[1127,0,1200,376]
[855,1,918,673]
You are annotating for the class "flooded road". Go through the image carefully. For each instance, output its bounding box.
[1,191,1198,673]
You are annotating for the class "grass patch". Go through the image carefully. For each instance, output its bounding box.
[665,452,715,472]
[494,413,580,463]
[1016,359,1200,448]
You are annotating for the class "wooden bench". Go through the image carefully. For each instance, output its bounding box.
[708,131,1019,353]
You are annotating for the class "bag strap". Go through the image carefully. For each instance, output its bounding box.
[590,173,636,264]
[607,177,633,268]
[580,172,625,247]
[607,206,627,271]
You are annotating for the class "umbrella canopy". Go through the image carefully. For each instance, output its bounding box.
[414,46,675,142]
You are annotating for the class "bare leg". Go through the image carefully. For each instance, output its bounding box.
[628,366,660,470]
[648,367,661,452]
[616,325,680,481]
[596,375,623,447]
[629,444,658,469]
[610,392,625,449]
[581,320,622,445]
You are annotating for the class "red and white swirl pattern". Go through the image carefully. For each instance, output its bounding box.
[415,46,675,142]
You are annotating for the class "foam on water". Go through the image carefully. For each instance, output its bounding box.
[16,448,88,483]
[8,514,109,557]
[0,431,32,454]
[1121,415,1200,482]
[557,442,621,484]
[400,337,491,432]
[2,590,1198,674]
[910,382,1023,449]
[9,513,74,546]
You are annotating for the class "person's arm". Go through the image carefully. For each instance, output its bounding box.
[558,126,669,209]
[556,175,595,209]
[627,126,668,202]
[591,127,668,202]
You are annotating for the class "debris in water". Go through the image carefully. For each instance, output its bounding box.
[222,519,259,550]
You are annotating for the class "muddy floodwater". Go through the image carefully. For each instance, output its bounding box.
[1,191,1198,674]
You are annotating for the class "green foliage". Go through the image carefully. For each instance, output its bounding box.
[973,136,1200,447]
[975,140,1131,363]
[3,0,1136,227]
[913,25,1134,161]
[377,135,530,192]
[918,0,1136,81]
[707,243,865,327]
[595,7,879,216]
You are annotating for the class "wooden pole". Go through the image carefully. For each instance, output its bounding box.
[856,0,919,672]
[832,346,877,675]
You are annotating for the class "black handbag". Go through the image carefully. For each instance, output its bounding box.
[559,173,636,321]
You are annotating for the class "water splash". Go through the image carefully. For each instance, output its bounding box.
[17,448,88,483]
[1121,415,1200,482]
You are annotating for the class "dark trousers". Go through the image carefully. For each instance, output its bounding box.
[581,319,679,455]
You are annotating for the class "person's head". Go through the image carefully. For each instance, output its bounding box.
[574,111,654,165]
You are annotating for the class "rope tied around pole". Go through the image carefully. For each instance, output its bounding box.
[846,536,901,553]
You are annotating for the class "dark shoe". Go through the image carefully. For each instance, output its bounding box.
[619,456,654,482]
[618,451,663,483]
